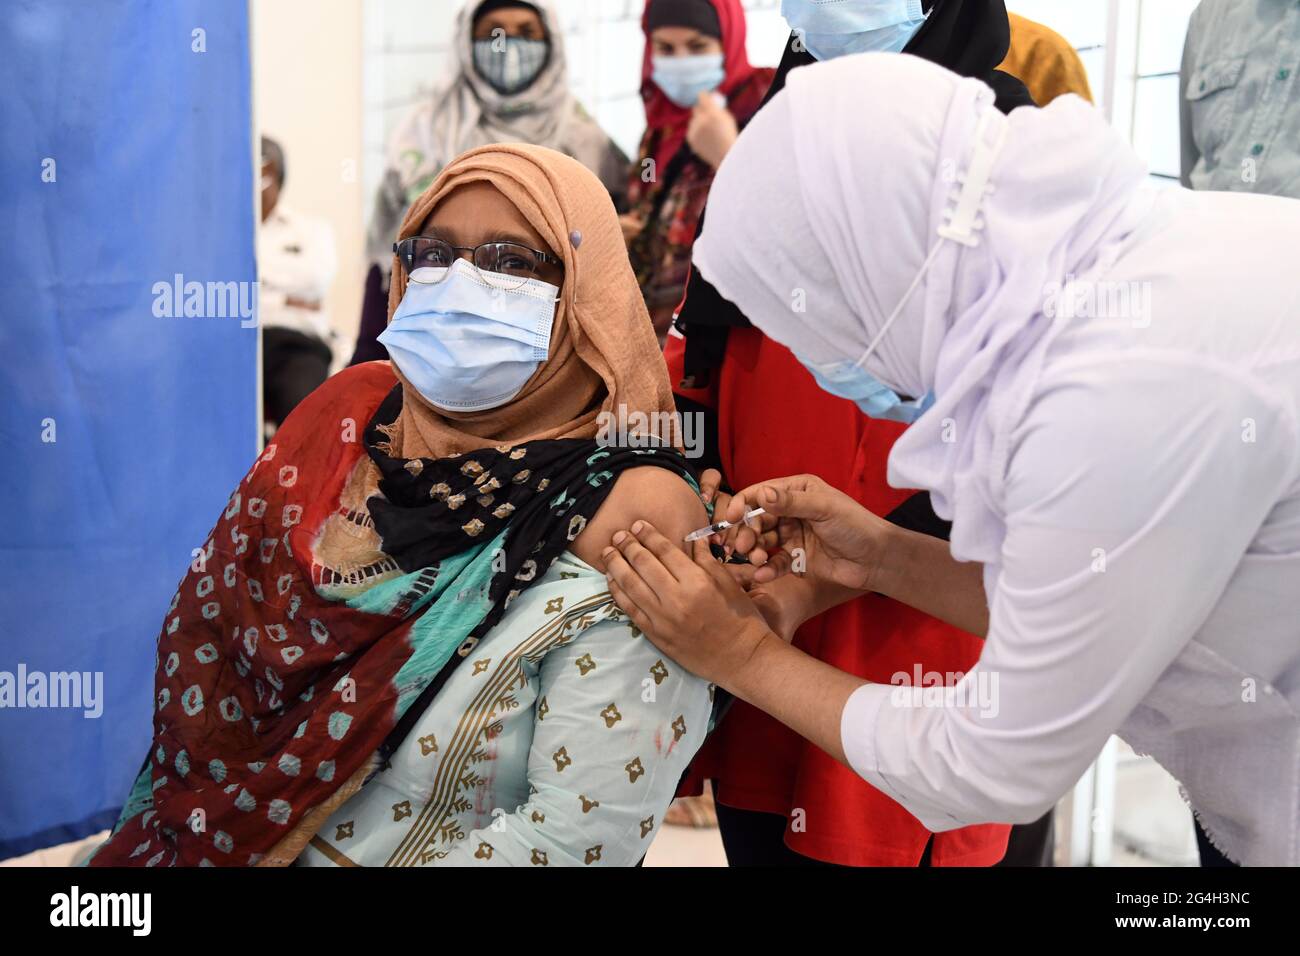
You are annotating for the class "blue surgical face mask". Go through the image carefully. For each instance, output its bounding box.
[378,259,559,413]
[797,355,935,424]
[793,235,945,424]
[652,53,726,108]
[781,0,928,61]
[472,36,550,95]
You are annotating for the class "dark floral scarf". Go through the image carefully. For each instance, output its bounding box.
[364,384,700,754]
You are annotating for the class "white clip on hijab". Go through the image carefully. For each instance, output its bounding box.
[852,108,1010,379]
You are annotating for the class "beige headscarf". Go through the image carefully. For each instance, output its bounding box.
[384,142,676,461]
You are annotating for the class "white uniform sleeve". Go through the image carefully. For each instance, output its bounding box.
[439,615,711,866]
[841,360,1296,829]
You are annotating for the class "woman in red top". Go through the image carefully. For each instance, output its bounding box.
[669,336,1011,866]
[665,0,1036,866]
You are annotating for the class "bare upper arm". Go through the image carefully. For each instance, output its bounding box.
[569,466,708,572]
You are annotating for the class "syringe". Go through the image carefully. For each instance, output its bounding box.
[684,507,767,542]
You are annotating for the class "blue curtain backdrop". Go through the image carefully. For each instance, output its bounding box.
[0,1,256,858]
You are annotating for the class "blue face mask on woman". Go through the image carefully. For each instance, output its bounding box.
[781,0,928,61]
[378,259,559,413]
[652,53,726,108]
[797,355,935,423]
[794,221,949,426]
[791,233,945,424]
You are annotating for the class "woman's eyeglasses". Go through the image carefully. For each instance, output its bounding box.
[394,236,563,290]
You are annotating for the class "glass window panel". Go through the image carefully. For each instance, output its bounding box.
[1131,74,1182,178]
[746,10,795,67]
[591,19,643,99]
[376,0,457,53]
[1008,1,1109,50]
[1137,0,1201,76]
[1078,45,1108,108]
[594,94,647,161]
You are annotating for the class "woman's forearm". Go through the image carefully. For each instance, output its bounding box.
[724,533,988,773]
[728,624,864,765]
[869,524,990,638]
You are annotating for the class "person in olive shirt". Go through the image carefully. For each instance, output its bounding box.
[1181,0,1300,197]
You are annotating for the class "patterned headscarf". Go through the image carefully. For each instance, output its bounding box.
[366,0,627,267]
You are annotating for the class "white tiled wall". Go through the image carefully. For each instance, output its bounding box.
[1009,0,1203,181]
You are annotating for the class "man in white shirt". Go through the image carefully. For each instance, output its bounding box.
[259,136,337,435]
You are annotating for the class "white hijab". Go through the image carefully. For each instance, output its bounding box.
[693,53,1155,576]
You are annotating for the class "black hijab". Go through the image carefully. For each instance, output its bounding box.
[675,0,1034,386]
[909,0,1027,97]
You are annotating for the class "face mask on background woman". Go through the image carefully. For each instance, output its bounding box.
[781,0,928,61]
[472,35,551,95]
[651,52,726,107]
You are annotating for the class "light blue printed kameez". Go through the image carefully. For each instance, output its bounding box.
[298,553,711,866]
